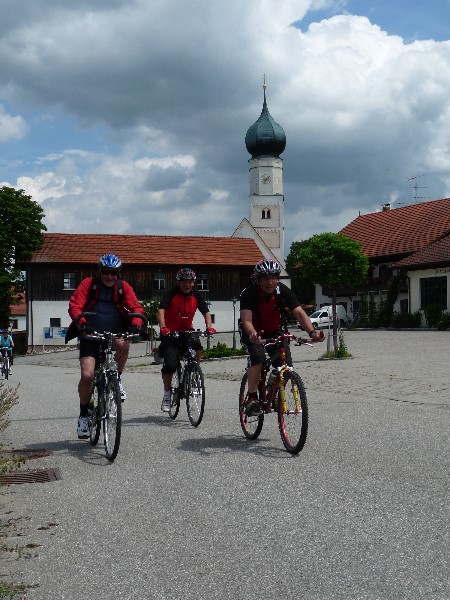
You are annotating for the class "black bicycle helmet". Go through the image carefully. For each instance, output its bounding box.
[254,259,281,277]
[176,267,196,281]
[98,254,122,270]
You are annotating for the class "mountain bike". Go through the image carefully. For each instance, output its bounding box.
[239,332,311,454]
[0,350,11,380]
[166,330,210,427]
[74,312,147,462]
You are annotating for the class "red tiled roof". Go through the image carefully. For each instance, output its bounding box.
[394,234,450,268]
[10,295,26,316]
[339,198,450,259]
[27,233,264,266]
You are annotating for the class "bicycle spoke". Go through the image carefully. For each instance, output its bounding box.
[186,364,205,427]
[278,371,308,454]
[89,379,102,446]
[103,375,122,461]
[169,367,181,420]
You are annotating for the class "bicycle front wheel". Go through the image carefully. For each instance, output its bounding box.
[185,363,205,427]
[277,370,308,454]
[239,372,264,440]
[169,367,181,420]
[89,379,101,446]
[103,374,122,462]
[4,357,9,380]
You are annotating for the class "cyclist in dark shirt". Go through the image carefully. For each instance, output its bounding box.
[240,259,324,415]
[157,267,216,412]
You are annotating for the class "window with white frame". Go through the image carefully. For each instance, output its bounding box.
[153,271,166,291]
[63,272,76,290]
[196,273,209,291]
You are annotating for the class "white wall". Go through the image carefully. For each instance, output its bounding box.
[28,300,242,349]
[28,300,73,348]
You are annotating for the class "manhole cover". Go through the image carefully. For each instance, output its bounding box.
[1,468,62,485]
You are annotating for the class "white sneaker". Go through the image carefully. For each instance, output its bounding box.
[77,416,90,439]
[161,394,171,412]
[119,379,126,402]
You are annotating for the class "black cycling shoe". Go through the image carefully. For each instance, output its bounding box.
[245,395,263,416]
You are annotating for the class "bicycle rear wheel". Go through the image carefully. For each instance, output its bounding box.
[169,367,181,420]
[277,370,308,454]
[186,363,205,427]
[103,374,122,462]
[239,372,264,440]
[89,378,102,446]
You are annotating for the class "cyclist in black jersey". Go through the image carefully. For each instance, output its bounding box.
[240,259,324,415]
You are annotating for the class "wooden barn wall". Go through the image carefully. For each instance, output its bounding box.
[27,264,255,302]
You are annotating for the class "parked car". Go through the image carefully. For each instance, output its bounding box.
[307,305,349,330]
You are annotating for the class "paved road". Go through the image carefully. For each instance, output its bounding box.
[1,330,449,599]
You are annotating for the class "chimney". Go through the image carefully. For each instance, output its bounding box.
[382,203,390,211]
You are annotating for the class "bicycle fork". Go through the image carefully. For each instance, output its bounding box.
[278,368,301,414]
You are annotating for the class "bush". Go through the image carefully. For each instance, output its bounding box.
[202,342,247,360]
[423,303,445,328]
[437,312,450,330]
[390,311,422,328]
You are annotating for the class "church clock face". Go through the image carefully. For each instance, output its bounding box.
[260,174,271,184]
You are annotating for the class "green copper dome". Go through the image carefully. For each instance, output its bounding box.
[245,88,286,158]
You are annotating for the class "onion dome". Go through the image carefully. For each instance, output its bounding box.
[245,87,286,158]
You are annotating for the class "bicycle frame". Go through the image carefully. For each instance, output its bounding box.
[260,335,304,413]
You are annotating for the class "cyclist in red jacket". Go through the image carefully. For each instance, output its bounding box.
[68,254,144,439]
[157,267,216,412]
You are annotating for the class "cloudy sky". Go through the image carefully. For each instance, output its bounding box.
[1,0,450,257]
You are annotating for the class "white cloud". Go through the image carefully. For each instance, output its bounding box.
[0,2,449,255]
[0,105,28,141]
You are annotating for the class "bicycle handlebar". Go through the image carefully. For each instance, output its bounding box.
[262,332,313,348]
[72,311,148,341]
[163,329,213,338]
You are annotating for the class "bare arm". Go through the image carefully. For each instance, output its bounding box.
[240,308,261,343]
[157,308,166,329]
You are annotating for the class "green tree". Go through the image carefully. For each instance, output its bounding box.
[0,187,46,327]
[296,232,369,351]
[285,240,315,305]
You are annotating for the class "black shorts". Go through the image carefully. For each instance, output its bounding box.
[79,338,103,362]
[239,328,292,368]
[159,333,202,374]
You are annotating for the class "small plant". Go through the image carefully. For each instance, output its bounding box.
[0,382,22,475]
[320,332,351,359]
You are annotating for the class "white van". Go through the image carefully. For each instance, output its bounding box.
[308,305,349,330]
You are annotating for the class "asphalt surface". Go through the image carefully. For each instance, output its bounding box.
[1,330,449,600]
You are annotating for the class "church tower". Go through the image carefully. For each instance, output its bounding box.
[245,81,286,266]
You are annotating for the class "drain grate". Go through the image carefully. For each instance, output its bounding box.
[1,468,62,485]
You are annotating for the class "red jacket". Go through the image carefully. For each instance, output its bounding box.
[68,277,144,327]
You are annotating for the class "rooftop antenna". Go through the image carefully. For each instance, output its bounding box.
[407,175,429,203]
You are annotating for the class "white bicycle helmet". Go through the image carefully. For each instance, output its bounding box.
[254,259,281,277]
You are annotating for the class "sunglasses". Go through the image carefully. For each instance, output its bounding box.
[101,270,119,276]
